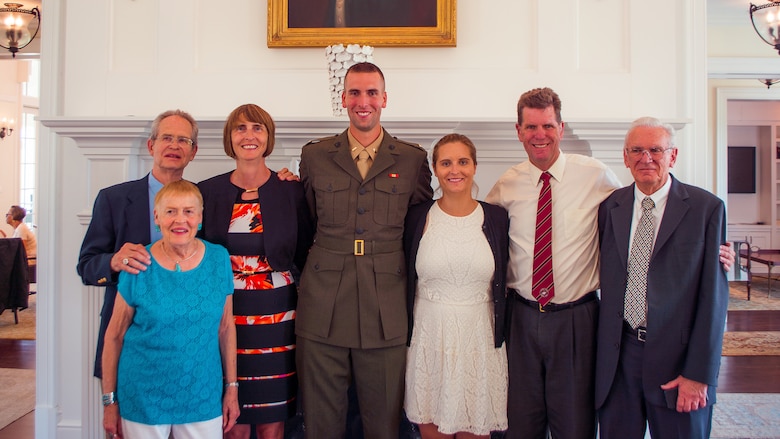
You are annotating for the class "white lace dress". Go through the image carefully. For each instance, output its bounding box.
[405,202,508,435]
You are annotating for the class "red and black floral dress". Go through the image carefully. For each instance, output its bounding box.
[227,195,298,424]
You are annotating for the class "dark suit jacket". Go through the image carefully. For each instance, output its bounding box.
[0,238,29,314]
[197,171,314,274]
[595,176,729,409]
[403,200,509,347]
[297,128,433,349]
[77,175,152,378]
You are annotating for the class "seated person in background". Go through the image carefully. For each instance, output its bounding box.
[6,205,36,262]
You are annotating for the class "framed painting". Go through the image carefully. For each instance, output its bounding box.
[267,0,456,47]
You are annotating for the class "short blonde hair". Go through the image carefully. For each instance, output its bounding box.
[154,180,203,211]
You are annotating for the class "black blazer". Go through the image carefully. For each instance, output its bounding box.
[0,238,29,314]
[403,200,509,347]
[198,171,314,274]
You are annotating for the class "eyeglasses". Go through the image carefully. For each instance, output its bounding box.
[625,147,674,159]
[157,134,194,147]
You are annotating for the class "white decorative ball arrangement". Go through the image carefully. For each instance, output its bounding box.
[326,44,374,116]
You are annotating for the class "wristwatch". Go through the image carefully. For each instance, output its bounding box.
[102,392,117,407]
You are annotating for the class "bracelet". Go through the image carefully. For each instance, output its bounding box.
[225,381,239,388]
[102,392,118,407]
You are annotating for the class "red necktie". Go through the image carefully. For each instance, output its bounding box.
[532,172,555,306]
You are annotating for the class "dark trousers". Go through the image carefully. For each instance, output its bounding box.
[505,294,598,439]
[296,336,406,439]
[598,332,714,439]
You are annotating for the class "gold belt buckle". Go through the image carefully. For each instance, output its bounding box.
[354,239,365,256]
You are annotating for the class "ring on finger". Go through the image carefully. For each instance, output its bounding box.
[122,258,129,265]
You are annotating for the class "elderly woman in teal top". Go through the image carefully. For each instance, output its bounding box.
[101,180,239,439]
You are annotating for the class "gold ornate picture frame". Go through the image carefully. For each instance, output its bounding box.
[267,0,456,47]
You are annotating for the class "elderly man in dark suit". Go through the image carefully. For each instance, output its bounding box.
[77,109,199,379]
[296,62,433,439]
[596,117,730,438]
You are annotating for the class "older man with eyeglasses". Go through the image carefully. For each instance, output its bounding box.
[77,109,199,379]
[595,117,730,439]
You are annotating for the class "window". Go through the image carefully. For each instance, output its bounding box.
[19,110,37,226]
[19,59,39,226]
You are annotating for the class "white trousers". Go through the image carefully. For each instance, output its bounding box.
[120,415,222,439]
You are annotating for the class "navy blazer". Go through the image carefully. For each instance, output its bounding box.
[77,175,152,378]
[403,200,509,348]
[197,171,314,274]
[595,176,729,409]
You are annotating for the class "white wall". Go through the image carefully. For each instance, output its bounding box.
[36,0,709,437]
[57,0,697,122]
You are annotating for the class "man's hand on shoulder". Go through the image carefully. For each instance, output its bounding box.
[277,168,300,182]
[110,243,151,274]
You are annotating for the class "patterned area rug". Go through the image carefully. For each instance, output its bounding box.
[722,331,780,356]
[712,393,780,439]
[0,368,34,430]
[0,294,35,340]
[729,278,780,311]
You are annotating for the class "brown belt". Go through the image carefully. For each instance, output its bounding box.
[314,235,402,256]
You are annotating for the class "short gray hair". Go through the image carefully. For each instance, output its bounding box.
[625,116,676,148]
[150,109,199,145]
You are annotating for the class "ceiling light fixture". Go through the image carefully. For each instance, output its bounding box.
[0,3,40,58]
[760,78,780,88]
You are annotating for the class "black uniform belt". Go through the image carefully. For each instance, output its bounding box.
[314,235,402,256]
[623,321,647,342]
[511,290,597,313]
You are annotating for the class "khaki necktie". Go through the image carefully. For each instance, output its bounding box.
[356,148,371,179]
[624,196,655,329]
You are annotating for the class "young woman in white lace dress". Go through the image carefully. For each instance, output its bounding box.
[403,134,510,438]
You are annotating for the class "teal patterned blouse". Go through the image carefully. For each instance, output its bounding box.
[116,240,233,425]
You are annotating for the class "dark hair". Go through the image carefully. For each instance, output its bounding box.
[223,104,276,159]
[345,62,385,87]
[432,133,478,167]
[150,109,199,145]
[9,205,25,221]
[516,88,562,125]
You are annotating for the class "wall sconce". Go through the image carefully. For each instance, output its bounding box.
[0,118,14,140]
[0,3,40,58]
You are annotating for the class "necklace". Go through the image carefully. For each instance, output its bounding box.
[160,240,200,272]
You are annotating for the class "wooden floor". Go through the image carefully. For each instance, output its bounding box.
[0,339,36,439]
[1,310,779,438]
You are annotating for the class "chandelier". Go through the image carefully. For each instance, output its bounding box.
[0,3,40,58]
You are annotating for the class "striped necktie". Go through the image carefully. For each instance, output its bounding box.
[532,172,555,306]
